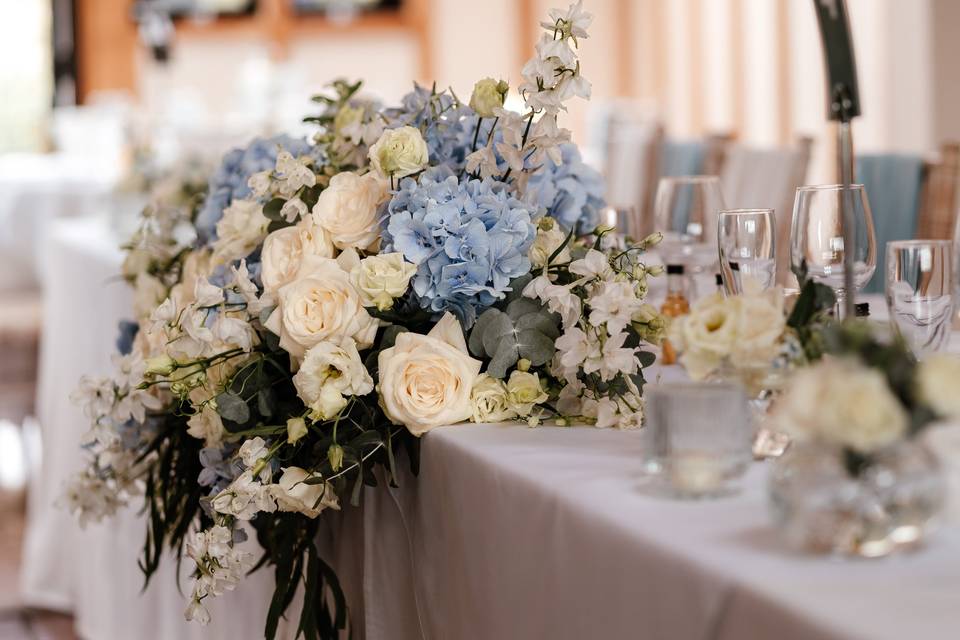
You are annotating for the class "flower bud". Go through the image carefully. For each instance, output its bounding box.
[469,78,509,118]
[287,417,308,444]
[144,354,176,377]
[328,444,344,472]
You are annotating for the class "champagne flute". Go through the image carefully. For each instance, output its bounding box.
[886,240,954,356]
[790,184,877,313]
[718,208,776,294]
[654,176,727,296]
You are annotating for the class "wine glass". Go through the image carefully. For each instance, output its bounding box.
[790,184,877,311]
[718,208,776,294]
[886,240,954,356]
[654,176,727,294]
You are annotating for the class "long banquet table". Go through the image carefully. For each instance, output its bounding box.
[21,215,960,639]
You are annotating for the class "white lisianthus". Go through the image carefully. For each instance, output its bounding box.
[293,338,374,421]
[378,313,482,435]
[272,467,339,518]
[469,78,509,117]
[350,252,417,310]
[470,374,517,423]
[916,354,960,420]
[260,217,336,294]
[368,126,429,179]
[670,290,784,380]
[211,198,269,265]
[264,255,378,360]
[312,171,386,251]
[773,358,908,454]
[505,370,549,416]
[529,218,571,269]
[286,417,308,444]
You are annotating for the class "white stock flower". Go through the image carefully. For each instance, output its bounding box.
[505,370,548,416]
[378,313,482,435]
[541,0,593,39]
[211,198,269,265]
[588,280,644,334]
[350,252,417,310]
[260,217,336,294]
[470,374,517,423]
[264,255,379,361]
[273,467,339,518]
[273,151,316,198]
[916,354,960,420]
[312,171,386,251]
[368,126,429,179]
[773,358,908,454]
[293,338,374,421]
[469,78,509,117]
[523,275,582,328]
[586,331,637,381]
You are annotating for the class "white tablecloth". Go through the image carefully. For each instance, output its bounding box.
[19,216,291,640]
[20,220,960,639]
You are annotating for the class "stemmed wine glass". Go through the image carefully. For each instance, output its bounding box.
[790,184,877,313]
[718,208,776,294]
[886,240,954,356]
[654,176,727,292]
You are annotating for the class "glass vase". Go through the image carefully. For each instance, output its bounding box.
[768,439,946,557]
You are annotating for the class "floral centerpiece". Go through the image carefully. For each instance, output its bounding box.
[65,3,666,637]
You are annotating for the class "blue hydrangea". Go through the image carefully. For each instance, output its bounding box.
[195,134,314,244]
[115,320,138,355]
[383,166,537,326]
[524,142,606,234]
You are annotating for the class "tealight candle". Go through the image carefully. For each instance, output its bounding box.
[669,451,728,494]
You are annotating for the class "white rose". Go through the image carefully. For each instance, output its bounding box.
[917,354,960,420]
[211,198,269,265]
[293,338,374,421]
[368,126,429,179]
[773,358,908,454]
[261,217,336,294]
[529,219,571,269]
[378,313,482,435]
[470,374,517,423]
[272,467,339,518]
[312,171,386,251]
[505,370,549,416]
[469,78,509,117]
[264,255,379,361]
[350,252,417,310]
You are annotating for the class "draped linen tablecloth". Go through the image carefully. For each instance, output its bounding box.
[20,215,294,640]
[335,418,960,640]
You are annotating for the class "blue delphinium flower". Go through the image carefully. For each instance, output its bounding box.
[383,166,537,326]
[195,134,314,244]
[115,320,139,355]
[524,142,606,234]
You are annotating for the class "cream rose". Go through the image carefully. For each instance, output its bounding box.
[264,255,378,361]
[506,370,549,416]
[211,198,269,265]
[293,338,374,421]
[917,354,960,420]
[670,293,739,379]
[470,374,517,423]
[272,467,339,518]
[773,358,908,454]
[350,252,417,310]
[311,171,386,251]
[469,78,509,117]
[261,217,336,294]
[378,313,482,435]
[368,126,429,179]
[730,290,785,368]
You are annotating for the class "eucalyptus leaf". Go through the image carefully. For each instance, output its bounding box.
[380,325,408,351]
[257,388,275,418]
[215,392,250,423]
[481,311,515,359]
[262,197,286,221]
[469,309,500,357]
[516,329,555,366]
[636,350,657,367]
[506,298,541,321]
[515,311,560,339]
[486,341,519,378]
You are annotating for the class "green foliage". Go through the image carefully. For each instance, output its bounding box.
[468,300,561,378]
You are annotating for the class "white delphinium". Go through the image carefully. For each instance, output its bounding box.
[522,275,582,329]
[228,260,267,315]
[273,151,317,199]
[184,524,255,626]
[61,467,128,527]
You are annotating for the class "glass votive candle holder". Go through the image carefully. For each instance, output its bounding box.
[641,382,753,498]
